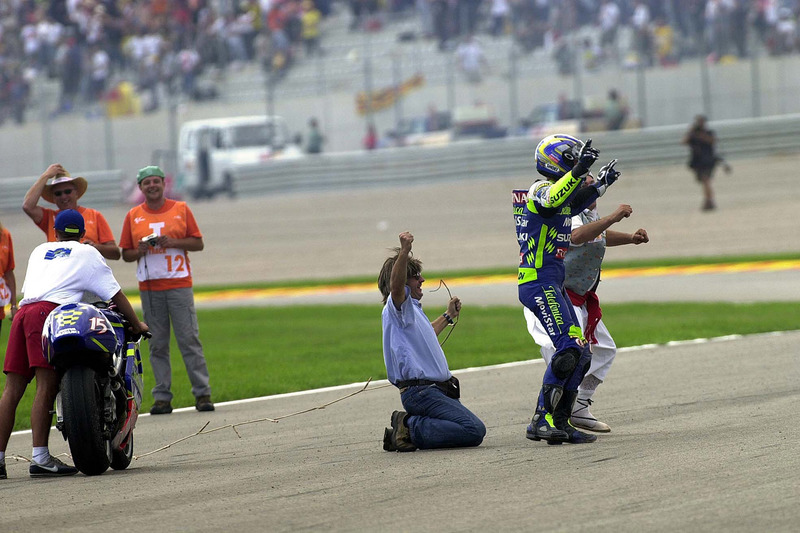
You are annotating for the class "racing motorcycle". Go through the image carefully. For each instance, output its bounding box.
[43,301,148,476]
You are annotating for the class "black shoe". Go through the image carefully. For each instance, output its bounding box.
[383,427,395,451]
[388,410,416,452]
[29,456,78,477]
[0,461,6,479]
[195,395,215,412]
[150,400,173,415]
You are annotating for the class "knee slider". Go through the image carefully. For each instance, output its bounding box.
[551,348,580,380]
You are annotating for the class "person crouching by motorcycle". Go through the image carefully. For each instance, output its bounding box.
[0,209,147,479]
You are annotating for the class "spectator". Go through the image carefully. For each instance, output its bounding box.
[4,65,31,125]
[683,114,728,211]
[631,0,652,66]
[598,0,621,62]
[55,34,82,114]
[489,0,510,38]
[177,46,201,97]
[652,16,677,66]
[88,43,110,102]
[120,165,214,415]
[306,117,324,154]
[363,123,378,150]
[0,219,17,335]
[23,164,121,261]
[455,34,488,83]
[37,14,64,78]
[604,89,627,130]
[301,0,322,57]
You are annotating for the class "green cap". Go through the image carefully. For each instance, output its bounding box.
[136,165,165,184]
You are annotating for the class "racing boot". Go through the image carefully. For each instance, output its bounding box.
[553,390,597,444]
[526,385,569,444]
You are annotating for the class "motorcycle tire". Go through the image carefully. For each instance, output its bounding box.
[110,433,133,471]
[61,365,111,476]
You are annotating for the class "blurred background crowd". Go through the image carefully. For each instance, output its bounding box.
[0,0,799,128]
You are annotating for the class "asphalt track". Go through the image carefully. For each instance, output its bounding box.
[1,157,799,531]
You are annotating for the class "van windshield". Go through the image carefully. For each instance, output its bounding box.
[232,124,283,148]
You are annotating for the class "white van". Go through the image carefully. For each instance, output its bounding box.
[177,115,303,199]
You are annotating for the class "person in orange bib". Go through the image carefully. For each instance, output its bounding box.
[22,163,121,261]
[0,220,17,335]
[119,165,213,415]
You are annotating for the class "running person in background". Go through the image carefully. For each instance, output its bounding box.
[517,134,620,444]
[119,166,213,415]
[524,173,649,433]
[378,231,485,452]
[23,163,121,261]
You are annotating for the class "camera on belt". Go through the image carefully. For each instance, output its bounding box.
[141,233,159,247]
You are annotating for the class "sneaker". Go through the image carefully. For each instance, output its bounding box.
[387,410,416,452]
[0,461,6,480]
[571,398,611,433]
[29,456,78,477]
[195,395,215,412]
[150,400,173,415]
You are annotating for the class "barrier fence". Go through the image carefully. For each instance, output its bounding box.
[2,114,798,210]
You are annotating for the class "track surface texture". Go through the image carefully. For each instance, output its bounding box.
[2,156,799,532]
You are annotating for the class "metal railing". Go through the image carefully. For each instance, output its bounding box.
[231,114,800,196]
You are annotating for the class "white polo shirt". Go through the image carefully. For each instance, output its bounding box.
[20,241,120,307]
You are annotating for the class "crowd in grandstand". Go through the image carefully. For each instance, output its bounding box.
[0,0,799,126]
[0,0,331,124]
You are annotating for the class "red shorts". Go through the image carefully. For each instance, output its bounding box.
[3,301,58,382]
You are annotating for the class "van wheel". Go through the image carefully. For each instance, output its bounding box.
[224,174,236,198]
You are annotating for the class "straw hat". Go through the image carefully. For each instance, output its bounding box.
[42,172,88,204]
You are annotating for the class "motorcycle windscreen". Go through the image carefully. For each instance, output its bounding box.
[43,302,122,364]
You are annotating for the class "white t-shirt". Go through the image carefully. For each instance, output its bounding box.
[20,241,120,306]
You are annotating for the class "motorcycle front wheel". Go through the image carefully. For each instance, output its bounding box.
[61,365,111,476]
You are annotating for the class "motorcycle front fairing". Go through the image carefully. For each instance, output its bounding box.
[111,340,145,450]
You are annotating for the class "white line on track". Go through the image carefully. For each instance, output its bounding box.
[10,329,796,438]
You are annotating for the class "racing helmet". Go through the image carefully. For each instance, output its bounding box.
[535,134,583,180]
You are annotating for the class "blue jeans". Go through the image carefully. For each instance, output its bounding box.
[400,385,486,449]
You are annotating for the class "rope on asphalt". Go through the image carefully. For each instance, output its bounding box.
[133,379,392,460]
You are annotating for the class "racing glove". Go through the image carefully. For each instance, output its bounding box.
[593,159,620,197]
[571,138,600,178]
